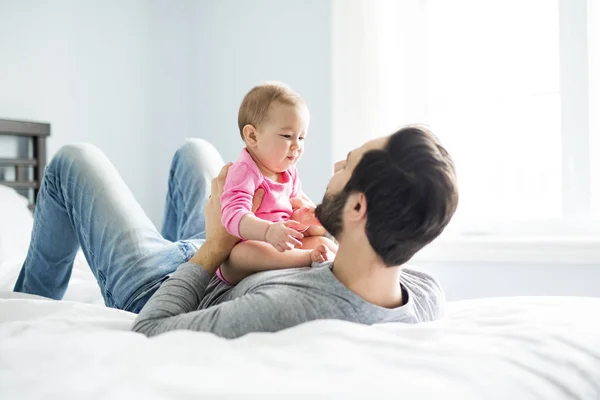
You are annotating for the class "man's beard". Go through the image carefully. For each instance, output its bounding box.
[314,189,350,239]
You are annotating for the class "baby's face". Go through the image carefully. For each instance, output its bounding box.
[254,102,310,174]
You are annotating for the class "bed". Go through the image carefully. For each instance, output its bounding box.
[0,121,599,399]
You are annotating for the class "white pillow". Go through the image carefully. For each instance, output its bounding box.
[0,184,33,263]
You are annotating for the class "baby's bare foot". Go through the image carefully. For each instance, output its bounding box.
[310,244,329,263]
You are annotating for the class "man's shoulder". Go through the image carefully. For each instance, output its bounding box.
[400,265,446,321]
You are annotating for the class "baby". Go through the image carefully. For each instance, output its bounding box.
[218,82,337,285]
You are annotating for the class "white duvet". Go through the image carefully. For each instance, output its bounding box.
[1,270,599,399]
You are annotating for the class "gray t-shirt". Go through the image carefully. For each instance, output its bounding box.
[132,262,445,339]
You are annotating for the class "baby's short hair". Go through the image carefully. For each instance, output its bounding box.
[238,81,305,138]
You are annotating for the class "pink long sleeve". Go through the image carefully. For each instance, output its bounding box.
[220,162,262,238]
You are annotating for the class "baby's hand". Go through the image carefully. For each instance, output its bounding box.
[291,207,321,231]
[291,197,315,210]
[310,244,329,263]
[265,221,304,252]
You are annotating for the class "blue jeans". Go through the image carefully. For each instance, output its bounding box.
[13,139,224,313]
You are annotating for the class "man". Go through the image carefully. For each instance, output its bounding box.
[14,126,458,338]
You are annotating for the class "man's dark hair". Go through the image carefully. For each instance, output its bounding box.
[344,126,458,266]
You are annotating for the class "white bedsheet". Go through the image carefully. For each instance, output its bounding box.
[1,294,599,399]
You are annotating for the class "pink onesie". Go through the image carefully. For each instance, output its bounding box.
[221,148,302,239]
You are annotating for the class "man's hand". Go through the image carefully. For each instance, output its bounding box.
[190,164,266,273]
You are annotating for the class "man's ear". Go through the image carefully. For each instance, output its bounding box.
[242,124,258,147]
[348,192,367,221]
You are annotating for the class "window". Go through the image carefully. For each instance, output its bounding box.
[333,0,599,242]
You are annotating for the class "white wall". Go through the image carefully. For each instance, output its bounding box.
[145,0,195,226]
[0,0,332,227]
[0,0,178,222]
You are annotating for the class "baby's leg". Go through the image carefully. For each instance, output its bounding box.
[222,241,313,284]
[221,236,338,285]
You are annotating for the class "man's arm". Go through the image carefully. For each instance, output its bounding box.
[131,262,313,338]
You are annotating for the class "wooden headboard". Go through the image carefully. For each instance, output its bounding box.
[0,119,51,208]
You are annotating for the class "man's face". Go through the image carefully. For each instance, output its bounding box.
[315,136,389,238]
